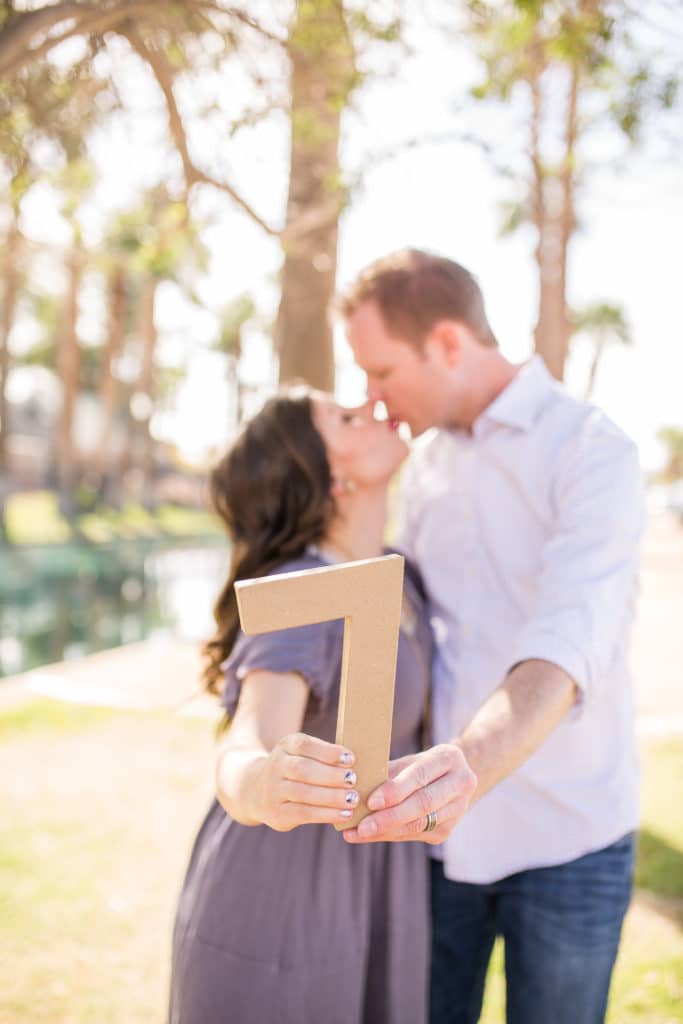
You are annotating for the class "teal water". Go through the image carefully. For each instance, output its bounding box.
[0,538,230,679]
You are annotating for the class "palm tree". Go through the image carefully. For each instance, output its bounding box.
[571,302,632,400]
[658,427,683,482]
[52,160,95,518]
[214,294,256,434]
[114,187,209,506]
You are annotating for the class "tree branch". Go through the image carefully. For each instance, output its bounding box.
[0,0,285,79]
[120,24,280,237]
[0,1,170,77]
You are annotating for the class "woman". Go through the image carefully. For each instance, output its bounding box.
[170,388,466,1024]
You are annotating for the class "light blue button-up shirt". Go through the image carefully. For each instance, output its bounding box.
[398,356,645,883]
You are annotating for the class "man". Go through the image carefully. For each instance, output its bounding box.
[338,249,644,1024]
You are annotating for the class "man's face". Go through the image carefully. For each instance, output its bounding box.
[345,300,449,437]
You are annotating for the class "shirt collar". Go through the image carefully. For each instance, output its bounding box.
[474,355,556,434]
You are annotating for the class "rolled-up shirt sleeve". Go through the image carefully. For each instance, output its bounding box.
[508,421,645,705]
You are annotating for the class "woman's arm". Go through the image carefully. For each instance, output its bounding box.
[216,669,359,830]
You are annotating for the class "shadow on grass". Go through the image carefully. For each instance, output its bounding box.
[636,827,683,928]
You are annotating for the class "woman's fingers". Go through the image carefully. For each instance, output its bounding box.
[262,733,360,829]
[279,733,354,768]
[280,779,360,811]
[281,754,357,790]
[277,802,357,829]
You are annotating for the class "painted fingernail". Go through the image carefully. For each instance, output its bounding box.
[345,791,359,806]
[339,751,354,766]
[344,770,357,786]
[340,809,353,819]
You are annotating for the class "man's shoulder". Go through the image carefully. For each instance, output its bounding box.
[538,387,637,459]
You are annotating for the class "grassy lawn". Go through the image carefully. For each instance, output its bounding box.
[1,700,681,1023]
[4,491,220,546]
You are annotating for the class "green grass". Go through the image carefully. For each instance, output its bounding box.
[636,740,683,899]
[3,491,221,546]
[0,699,217,1023]
[0,699,115,738]
[478,737,683,1024]
[0,699,681,1023]
[6,491,72,545]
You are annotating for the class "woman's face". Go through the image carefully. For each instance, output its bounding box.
[311,393,409,490]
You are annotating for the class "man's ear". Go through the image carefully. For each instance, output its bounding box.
[429,320,463,366]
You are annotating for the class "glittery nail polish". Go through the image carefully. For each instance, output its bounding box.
[345,791,359,806]
[344,770,357,786]
[339,751,353,766]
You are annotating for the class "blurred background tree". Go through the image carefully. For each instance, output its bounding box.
[0,0,680,538]
[462,0,680,379]
[571,300,631,399]
[658,427,683,482]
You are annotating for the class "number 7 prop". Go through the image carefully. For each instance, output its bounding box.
[234,554,404,829]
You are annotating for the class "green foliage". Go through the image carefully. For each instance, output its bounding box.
[107,190,208,283]
[215,294,256,358]
[571,301,631,344]
[5,491,72,545]
[0,57,112,208]
[498,196,532,236]
[657,427,683,479]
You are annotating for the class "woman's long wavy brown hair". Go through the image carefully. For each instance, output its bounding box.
[203,387,335,695]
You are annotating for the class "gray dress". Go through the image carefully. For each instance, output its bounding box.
[170,552,432,1024]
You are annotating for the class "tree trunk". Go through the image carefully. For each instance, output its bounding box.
[528,55,567,380]
[531,52,573,382]
[96,264,126,485]
[0,214,20,475]
[137,276,158,506]
[584,335,606,399]
[275,0,355,391]
[56,245,84,517]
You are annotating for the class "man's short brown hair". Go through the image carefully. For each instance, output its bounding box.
[338,248,497,348]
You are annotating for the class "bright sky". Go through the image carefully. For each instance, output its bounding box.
[15,11,683,471]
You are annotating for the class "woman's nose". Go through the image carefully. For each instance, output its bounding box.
[366,383,384,405]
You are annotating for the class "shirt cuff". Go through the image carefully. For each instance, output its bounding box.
[508,628,589,717]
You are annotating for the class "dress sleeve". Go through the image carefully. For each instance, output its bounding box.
[221,618,343,718]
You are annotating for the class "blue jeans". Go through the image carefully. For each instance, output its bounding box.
[430,833,635,1024]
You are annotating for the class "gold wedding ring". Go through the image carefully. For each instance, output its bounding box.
[423,810,438,833]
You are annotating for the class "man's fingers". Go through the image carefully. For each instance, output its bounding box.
[368,744,467,811]
[343,788,472,844]
[279,733,355,767]
[344,756,477,845]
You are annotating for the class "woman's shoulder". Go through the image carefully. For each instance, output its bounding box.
[262,551,328,577]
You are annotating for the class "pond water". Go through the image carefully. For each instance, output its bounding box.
[0,539,230,679]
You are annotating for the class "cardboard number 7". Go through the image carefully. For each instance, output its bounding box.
[234,554,404,829]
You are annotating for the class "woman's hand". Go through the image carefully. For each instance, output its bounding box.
[249,733,360,831]
[341,743,476,845]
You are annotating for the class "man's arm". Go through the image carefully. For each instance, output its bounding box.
[342,658,574,843]
[456,659,576,805]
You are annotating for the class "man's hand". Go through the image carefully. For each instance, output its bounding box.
[342,743,476,845]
